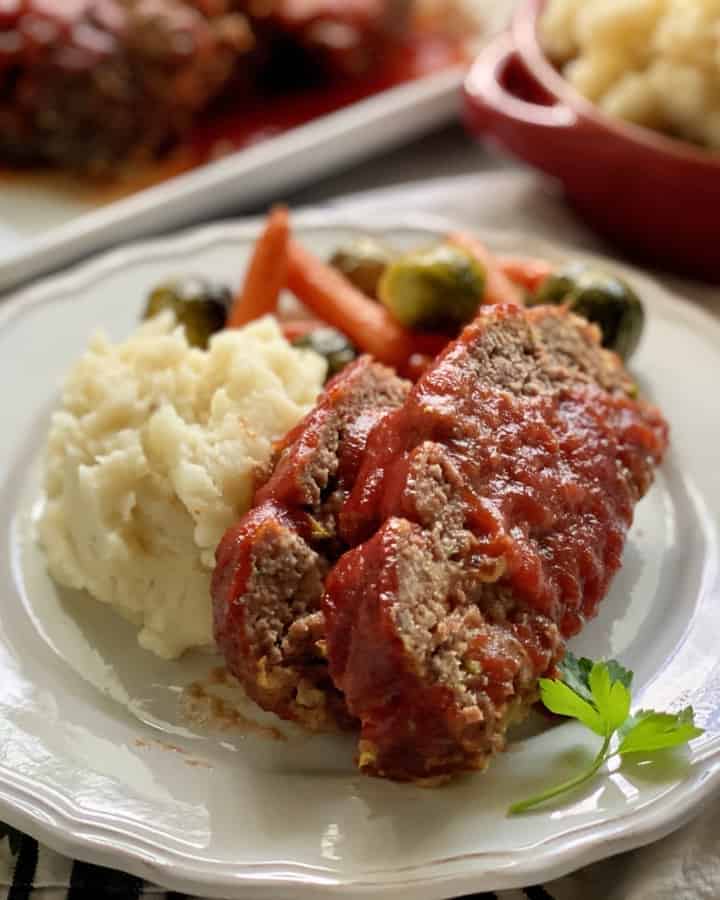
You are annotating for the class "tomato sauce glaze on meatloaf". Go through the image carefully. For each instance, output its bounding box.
[213,304,668,780]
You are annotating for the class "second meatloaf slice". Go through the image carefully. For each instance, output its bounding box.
[324,304,669,780]
[212,356,409,731]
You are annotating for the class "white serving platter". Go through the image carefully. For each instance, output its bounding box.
[1,211,719,899]
[0,0,517,295]
[0,69,467,295]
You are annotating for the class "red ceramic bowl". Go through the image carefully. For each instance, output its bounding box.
[463,0,720,282]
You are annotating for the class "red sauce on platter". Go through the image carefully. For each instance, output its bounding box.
[0,30,465,202]
[189,32,464,164]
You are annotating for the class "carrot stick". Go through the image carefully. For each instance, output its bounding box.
[227,206,289,328]
[497,255,554,293]
[286,239,446,368]
[447,232,524,306]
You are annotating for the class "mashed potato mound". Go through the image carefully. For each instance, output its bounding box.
[541,0,720,149]
[39,313,326,659]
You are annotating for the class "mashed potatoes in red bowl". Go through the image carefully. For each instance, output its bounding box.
[463,0,720,281]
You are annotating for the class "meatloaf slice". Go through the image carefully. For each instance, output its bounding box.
[324,304,669,781]
[212,356,409,731]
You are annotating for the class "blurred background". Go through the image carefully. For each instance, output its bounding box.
[3,0,717,287]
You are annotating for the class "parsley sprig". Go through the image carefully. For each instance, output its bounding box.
[509,652,704,815]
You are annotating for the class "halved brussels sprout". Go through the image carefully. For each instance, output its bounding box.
[329,237,395,300]
[533,263,645,361]
[378,244,486,331]
[292,327,357,379]
[142,277,231,348]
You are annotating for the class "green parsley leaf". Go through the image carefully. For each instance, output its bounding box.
[559,652,633,706]
[588,661,632,734]
[539,677,605,736]
[557,652,594,703]
[509,656,705,816]
[618,706,704,755]
[604,659,633,690]
[588,662,611,720]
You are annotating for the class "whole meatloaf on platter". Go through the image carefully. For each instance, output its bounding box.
[0,0,412,174]
[0,1,253,173]
[212,302,668,782]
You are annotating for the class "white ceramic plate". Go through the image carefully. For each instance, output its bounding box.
[1,212,719,899]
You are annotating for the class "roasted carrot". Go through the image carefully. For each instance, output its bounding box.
[227,205,289,328]
[286,239,446,369]
[497,255,554,293]
[447,232,524,306]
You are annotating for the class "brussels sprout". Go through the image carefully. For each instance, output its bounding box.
[533,262,584,305]
[378,244,486,331]
[329,237,395,300]
[142,277,231,348]
[533,263,645,361]
[292,327,357,379]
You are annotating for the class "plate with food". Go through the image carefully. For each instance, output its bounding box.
[2,208,719,899]
[0,0,512,293]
